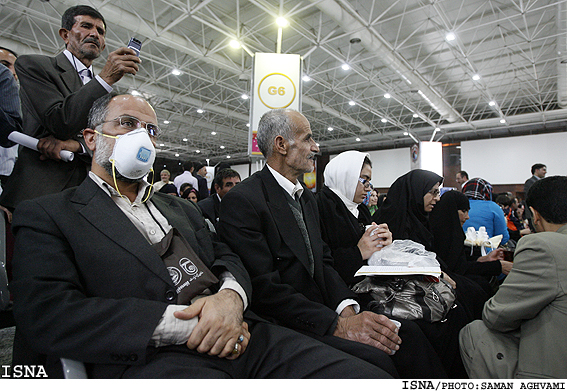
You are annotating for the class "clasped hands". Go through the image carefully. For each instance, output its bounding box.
[357,223,393,260]
[173,289,249,360]
[334,306,401,355]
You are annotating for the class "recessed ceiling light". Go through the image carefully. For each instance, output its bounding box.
[246,123,250,127]
[381,118,387,123]
[220,145,225,149]
[472,74,481,81]
[163,120,170,124]
[342,64,351,71]
[171,68,182,76]
[489,101,496,106]
[413,113,419,118]
[276,17,288,27]
[197,109,204,113]
[435,127,440,132]
[446,32,456,41]
[316,143,320,147]
[355,137,361,142]
[229,40,241,49]
[211,131,217,135]
[403,132,409,135]
[327,127,333,131]
[195,150,200,153]
[131,90,141,96]
[241,94,249,99]
[302,75,311,82]
[500,119,506,124]
[175,153,179,157]
[182,138,188,142]
[159,143,165,147]
[226,155,231,159]
[384,93,391,99]
[349,100,356,106]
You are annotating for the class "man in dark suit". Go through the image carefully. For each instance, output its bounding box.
[0,5,141,210]
[198,168,240,230]
[10,93,388,378]
[523,163,546,194]
[193,161,209,200]
[218,109,445,378]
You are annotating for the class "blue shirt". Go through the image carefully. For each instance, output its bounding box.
[463,199,510,245]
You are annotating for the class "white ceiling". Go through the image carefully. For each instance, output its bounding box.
[2,0,566,164]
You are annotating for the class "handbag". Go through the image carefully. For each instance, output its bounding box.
[352,276,456,323]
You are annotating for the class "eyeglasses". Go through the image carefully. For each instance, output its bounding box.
[428,188,441,197]
[358,177,373,189]
[102,115,161,137]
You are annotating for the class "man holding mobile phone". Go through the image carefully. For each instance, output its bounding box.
[0,4,141,211]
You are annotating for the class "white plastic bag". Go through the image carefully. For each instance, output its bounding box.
[367,239,440,268]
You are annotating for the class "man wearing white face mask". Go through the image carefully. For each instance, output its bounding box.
[9,93,388,379]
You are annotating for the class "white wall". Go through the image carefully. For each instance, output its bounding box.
[232,163,253,181]
[461,133,567,185]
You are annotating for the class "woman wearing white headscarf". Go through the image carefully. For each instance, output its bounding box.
[317,150,392,287]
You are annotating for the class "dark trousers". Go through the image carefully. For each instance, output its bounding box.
[96,322,391,379]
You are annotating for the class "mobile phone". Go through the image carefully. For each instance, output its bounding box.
[127,37,142,56]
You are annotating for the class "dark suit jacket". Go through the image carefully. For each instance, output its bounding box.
[523,175,539,194]
[198,194,220,228]
[10,177,252,377]
[0,52,109,209]
[195,174,209,200]
[218,166,356,337]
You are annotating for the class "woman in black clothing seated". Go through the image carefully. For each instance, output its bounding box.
[316,151,458,377]
[429,190,512,296]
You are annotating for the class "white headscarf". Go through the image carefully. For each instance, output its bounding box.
[324,150,370,218]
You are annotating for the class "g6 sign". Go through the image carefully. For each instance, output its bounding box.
[258,73,296,109]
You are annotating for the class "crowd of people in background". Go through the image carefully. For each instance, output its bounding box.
[1,4,565,381]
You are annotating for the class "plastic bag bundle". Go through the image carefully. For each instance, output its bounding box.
[367,239,440,268]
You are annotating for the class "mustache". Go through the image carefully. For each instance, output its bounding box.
[83,38,100,47]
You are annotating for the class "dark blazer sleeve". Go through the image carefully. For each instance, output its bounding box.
[218,182,341,337]
[15,54,108,140]
[10,198,167,366]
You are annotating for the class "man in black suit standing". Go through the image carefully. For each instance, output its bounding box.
[0,5,141,210]
[10,93,387,378]
[198,168,240,230]
[218,109,445,378]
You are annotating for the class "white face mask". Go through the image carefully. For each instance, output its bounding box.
[107,128,156,180]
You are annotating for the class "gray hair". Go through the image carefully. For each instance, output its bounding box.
[88,92,119,129]
[256,109,296,158]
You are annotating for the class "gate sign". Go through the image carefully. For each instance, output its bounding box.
[249,53,302,156]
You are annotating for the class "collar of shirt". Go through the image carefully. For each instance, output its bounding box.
[63,50,94,77]
[89,171,155,205]
[266,164,304,200]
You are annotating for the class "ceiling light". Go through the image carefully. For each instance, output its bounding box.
[435,127,440,132]
[355,137,361,142]
[342,64,351,71]
[220,145,225,149]
[403,132,409,136]
[131,90,141,96]
[500,119,506,124]
[446,32,456,41]
[229,40,241,49]
[327,127,333,131]
[348,100,356,106]
[302,75,311,82]
[489,101,496,106]
[195,150,200,153]
[226,155,231,159]
[276,17,289,27]
[246,123,250,127]
[316,143,320,147]
[381,118,387,123]
[211,131,217,135]
[175,153,179,157]
[241,94,249,99]
[384,93,391,99]
[159,143,165,147]
[171,68,182,76]
[182,138,188,142]
[163,120,170,124]
[197,109,204,113]
[413,113,419,118]
[472,74,481,81]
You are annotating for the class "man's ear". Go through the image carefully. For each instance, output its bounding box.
[214,183,221,193]
[83,128,96,151]
[59,28,70,46]
[274,135,288,156]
